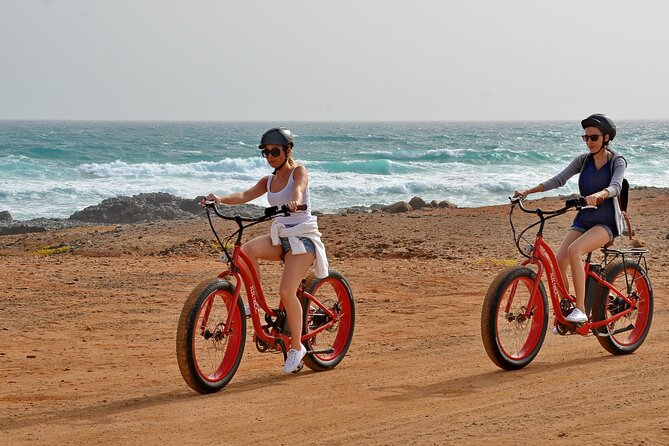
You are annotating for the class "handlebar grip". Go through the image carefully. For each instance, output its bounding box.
[565,197,587,209]
[264,203,308,217]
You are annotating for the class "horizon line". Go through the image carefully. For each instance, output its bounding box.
[2,117,669,124]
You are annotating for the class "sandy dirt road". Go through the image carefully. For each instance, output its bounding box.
[1,190,668,445]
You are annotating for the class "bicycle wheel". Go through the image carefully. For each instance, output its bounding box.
[591,258,653,355]
[176,278,246,394]
[481,266,548,370]
[301,270,355,371]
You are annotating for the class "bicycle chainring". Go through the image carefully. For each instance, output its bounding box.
[560,298,574,316]
[254,335,270,353]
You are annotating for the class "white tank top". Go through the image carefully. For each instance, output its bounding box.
[267,168,312,225]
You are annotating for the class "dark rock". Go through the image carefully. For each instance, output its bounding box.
[383,201,413,213]
[68,193,201,224]
[178,196,207,214]
[408,196,427,210]
[68,192,268,224]
[0,211,11,223]
[437,200,457,209]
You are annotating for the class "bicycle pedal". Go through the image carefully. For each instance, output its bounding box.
[554,324,573,336]
[292,362,304,374]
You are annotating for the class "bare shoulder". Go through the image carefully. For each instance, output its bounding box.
[293,165,308,179]
[253,175,270,191]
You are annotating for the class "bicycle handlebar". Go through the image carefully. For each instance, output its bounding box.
[508,195,595,258]
[202,201,309,267]
[202,201,308,222]
[510,196,594,216]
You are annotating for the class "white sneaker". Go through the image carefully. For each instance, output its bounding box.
[244,302,251,318]
[565,308,588,323]
[282,344,307,374]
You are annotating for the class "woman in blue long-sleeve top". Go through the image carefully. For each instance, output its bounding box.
[514,114,627,324]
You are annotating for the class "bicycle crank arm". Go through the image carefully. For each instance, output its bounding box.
[592,323,635,337]
[309,348,335,354]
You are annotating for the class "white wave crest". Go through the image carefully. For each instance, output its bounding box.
[77,158,268,178]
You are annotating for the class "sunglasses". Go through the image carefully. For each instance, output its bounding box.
[581,134,602,142]
[260,147,284,158]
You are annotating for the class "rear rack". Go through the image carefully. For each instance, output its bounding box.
[601,247,648,269]
[601,247,649,297]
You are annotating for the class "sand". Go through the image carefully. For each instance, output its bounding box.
[1,188,668,445]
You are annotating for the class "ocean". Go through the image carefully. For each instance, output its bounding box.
[1,120,668,221]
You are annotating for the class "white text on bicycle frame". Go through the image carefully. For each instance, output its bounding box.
[549,272,559,298]
[249,285,260,313]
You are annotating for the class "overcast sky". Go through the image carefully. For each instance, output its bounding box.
[2,0,669,121]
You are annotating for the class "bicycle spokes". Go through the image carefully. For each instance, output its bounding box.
[177,280,246,393]
[497,280,544,360]
[306,296,342,355]
[301,272,355,372]
[194,291,241,380]
[481,266,548,370]
[604,270,650,345]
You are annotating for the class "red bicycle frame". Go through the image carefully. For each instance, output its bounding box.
[518,212,640,336]
[206,237,340,351]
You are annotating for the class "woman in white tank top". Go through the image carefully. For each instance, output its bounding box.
[206,127,327,374]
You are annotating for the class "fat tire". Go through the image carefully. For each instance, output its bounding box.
[481,266,548,370]
[301,270,355,371]
[591,258,653,355]
[176,278,246,394]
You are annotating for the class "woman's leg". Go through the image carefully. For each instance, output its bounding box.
[280,251,315,351]
[240,234,283,282]
[566,226,610,312]
[241,234,284,265]
[555,230,583,295]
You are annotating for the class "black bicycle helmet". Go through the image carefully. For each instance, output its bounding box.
[258,127,294,149]
[581,114,616,141]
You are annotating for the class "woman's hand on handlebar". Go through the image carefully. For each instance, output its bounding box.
[584,193,604,207]
[286,200,301,213]
[513,190,529,200]
[204,193,221,206]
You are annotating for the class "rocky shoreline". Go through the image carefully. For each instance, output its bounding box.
[0,192,457,235]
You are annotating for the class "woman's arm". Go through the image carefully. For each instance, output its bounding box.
[603,156,626,198]
[540,154,585,192]
[206,176,269,205]
[514,154,585,199]
[514,183,545,199]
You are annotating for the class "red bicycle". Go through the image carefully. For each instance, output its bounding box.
[481,196,653,370]
[177,202,355,393]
